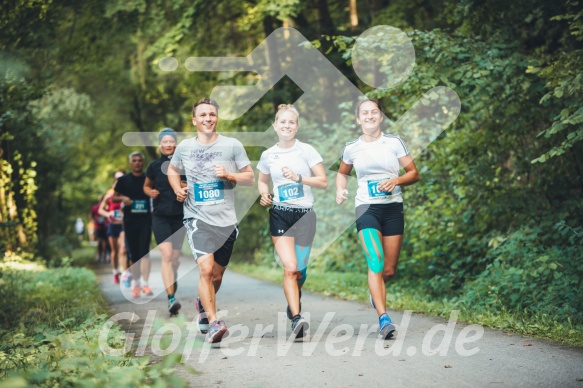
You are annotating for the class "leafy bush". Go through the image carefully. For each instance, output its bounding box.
[462,227,583,323]
[0,255,187,387]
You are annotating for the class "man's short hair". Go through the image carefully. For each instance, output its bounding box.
[192,98,220,117]
[128,151,144,162]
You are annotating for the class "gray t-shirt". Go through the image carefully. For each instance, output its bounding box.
[170,134,251,227]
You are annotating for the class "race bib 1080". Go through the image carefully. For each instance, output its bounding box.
[194,181,225,205]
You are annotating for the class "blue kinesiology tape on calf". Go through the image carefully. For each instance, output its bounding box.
[295,245,311,283]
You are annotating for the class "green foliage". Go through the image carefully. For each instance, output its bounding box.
[1,0,581,350]
[462,226,583,321]
[0,255,187,386]
[531,2,583,164]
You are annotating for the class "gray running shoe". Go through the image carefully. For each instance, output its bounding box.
[291,314,308,339]
[207,320,228,344]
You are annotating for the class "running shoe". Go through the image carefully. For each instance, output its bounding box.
[379,313,396,339]
[207,320,228,344]
[141,285,153,296]
[113,273,120,285]
[168,297,181,316]
[286,289,302,320]
[132,285,140,298]
[195,296,209,334]
[291,314,308,339]
[121,272,131,288]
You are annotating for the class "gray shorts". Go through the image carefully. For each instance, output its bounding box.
[183,218,238,267]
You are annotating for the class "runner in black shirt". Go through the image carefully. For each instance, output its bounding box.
[144,129,186,315]
[114,152,153,298]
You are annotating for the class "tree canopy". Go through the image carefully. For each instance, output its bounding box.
[1,0,581,321]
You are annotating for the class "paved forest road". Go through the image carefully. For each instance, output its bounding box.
[95,255,583,387]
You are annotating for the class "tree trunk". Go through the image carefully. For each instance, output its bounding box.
[313,0,335,36]
[349,0,358,29]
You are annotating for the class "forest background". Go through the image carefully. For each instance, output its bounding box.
[1,0,582,350]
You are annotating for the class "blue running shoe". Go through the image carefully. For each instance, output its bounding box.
[207,320,228,344]
[286,290,302,320]
[121,272,131,288]
[168,297,181,316]
[379,313,396,339]
[195,297,209,334]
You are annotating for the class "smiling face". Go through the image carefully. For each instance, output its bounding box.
[192,103,218,134]
[356,100,383,135]
[273,110,299,142]
[159,135,177,156]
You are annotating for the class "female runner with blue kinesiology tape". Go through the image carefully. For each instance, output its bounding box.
[257,104,327,340]
[336,99,420,340]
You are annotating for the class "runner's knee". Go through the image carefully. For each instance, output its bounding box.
[198,265,213,279]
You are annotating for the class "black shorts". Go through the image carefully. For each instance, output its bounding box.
[94,228,107,240]
[183,218,238,267]
[269,205,317,246]
[106,223,124,238]
[355,203,404,236]
[124,218,152,263]
[152,214,186,250]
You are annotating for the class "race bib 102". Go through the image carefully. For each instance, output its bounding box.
[278,183,304,202]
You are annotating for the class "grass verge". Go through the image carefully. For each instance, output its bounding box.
[0,254,186,387]
[230,262,583,347]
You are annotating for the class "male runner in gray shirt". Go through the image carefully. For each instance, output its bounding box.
[168,98,254,343]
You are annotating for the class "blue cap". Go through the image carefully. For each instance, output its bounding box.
[158,128,177,144]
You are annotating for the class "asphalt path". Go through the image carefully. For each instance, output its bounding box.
[95,254,583,387]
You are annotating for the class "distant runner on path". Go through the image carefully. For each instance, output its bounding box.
[114,152,153,298]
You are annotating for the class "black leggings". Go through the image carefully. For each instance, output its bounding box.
[124,218,152,263]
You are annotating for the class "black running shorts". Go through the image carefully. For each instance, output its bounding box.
[124,217,152,263]
[355,202,404,236]
[269,205,317,246]
[106,223,124,238]
[183,218,238,267]
[152,214,186,250]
